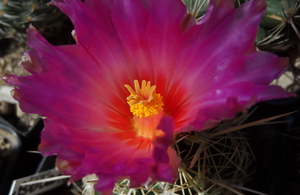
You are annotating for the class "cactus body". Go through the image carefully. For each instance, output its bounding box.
[0,0,63,39]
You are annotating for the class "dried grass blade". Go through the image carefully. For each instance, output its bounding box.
[207,111,296,138]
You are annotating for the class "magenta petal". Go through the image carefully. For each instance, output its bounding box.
[155,116,174,163]
[146,0,187,75]
[178,0,266,83]
[192,82,293,130]
[110,0,151,79]
[193,52,290,96]
[50,0,137,83]
[206,52,289,88]
[40,116,178,193]
[6,73,130,131]
[154,116,180,182]
[195,0,235,38]
[25,26,128,94]
[94,176,117,195]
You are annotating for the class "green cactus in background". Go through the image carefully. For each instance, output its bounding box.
[0,0,73,88]
[182,0,208,21]
[256,0,300,52]
[0,0,64,40]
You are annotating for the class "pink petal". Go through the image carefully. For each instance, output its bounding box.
[154,116,180,182]
[109,0,152,80]
[192,82,293,130]
[165,0,293,132]
[196,0,235,37]
[39,116,178,193]
[50,0,137,85]
[5,73,130,131]
[145,0,187,80]
[178,0,266,84]
[26,26,134,96]
[205,52,289,88]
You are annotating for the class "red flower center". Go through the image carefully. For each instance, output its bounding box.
[125,80,165,139]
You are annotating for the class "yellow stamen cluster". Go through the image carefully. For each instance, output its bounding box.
[124,80,164,118]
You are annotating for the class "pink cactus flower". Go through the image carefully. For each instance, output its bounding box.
[3,0,293,194]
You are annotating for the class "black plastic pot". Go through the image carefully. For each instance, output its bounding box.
[243,90,300,195]
[0,116,22,194]
[0,117,59,195]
